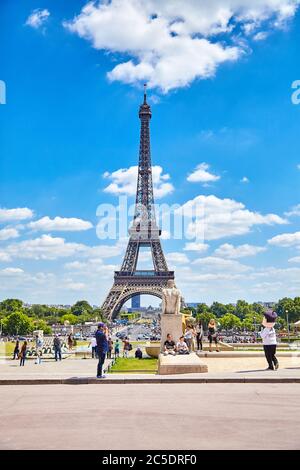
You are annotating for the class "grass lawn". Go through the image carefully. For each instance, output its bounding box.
[110,357,157,374]
[0,340,35,357]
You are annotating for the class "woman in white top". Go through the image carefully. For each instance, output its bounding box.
[184,326,195,352]
[259,310,279,371]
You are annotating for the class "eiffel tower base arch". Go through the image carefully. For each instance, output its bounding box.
[102,273,174,320]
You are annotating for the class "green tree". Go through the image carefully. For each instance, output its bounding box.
[235,300,252,319]
[3,311,33,335]
[242,313,263,332]
[275,316,286,330]
[292,297,300,322]
[275,297,297,322]
[71,300,93,316]
[92,307,103,322]
[77,312,95,324]
[181,307,194,316]
[196,303,211,315]
[196,312,216,330]
[32,319,52,335]
[210,302,228,317]
[252,303,265,315]
[225,304,235,314]
[219,313,242,330]
[0,298,23,314]
[29,304,48,318]
[61,313,78,325]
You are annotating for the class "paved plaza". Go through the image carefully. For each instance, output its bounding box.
[1,355,299,383]
[1,354,299,449]
[0,383,299,450]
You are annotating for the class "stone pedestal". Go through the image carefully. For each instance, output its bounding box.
[160,313,183,352]
[158,353,208,375]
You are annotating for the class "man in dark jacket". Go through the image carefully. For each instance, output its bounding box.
[96,323,108,378]
[53,335,62,361]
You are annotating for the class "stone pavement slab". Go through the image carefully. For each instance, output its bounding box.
[1,383,300,449]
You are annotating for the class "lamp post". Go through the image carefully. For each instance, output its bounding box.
[286,310,290,345]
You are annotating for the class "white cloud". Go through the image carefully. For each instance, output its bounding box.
[288,256,300,263]
[28,216,93,232]
[178,194,287,241]
[0,207,33,222]
[165,252,189,265]
[103,165,173,198]
[187,163,220,184]
[85,241,127,259]
[0,267,24,276]
[64,0,299,92]
[64,259,117,280]
[26,8,50,29]
[183,242,209,252]
[285,204,300,217]
[0,227,19,241]
[0,252,11,262]
[0,235,126,263]
[214,243,266,258]
[268,231,300,247]
[240,176,250,183]
[64,282,87,291]
[192,256,251,273]
[0,235,86,261]
[253,31,269,41]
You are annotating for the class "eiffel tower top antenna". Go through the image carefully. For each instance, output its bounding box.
[143,83,147,103]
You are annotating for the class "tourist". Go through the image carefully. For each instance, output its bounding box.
[53,335,62,361]
[135,347,143,359]
[176,336,189,355]
[19,341,27,366]
[184,325,195,352]
[163,334,176,356]
[107,336,113,359]
[95,323,108,379]
[122,337,131,358]
[114,339,120,358]
[90,336,97,359]
[260,310,279,371]
[35,335,43,365]
[195,322,203,351]
[207,319,219,352]
[13,339,20,360]
[67,333,74,350]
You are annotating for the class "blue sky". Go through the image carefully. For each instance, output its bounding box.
[0,0,300,306]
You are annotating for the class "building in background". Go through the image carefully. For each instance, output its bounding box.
[132,295,141,310]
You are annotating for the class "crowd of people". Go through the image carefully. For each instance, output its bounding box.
[10,309,281,374]
[163,319,220,356]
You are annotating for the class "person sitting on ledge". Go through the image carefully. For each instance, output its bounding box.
[176,336,190,355]
[163,334,176,356]
[135,347,143,359]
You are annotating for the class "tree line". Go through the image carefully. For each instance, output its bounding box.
[0,296,299,336]
[184,297,300,331]
[0,299,104,336]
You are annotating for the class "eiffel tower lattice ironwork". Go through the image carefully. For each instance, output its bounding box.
[101,86,175,319]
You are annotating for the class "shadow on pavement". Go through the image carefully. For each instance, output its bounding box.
[236,369,275,373]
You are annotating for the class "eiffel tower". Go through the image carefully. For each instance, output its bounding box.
[101,86,175,319]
